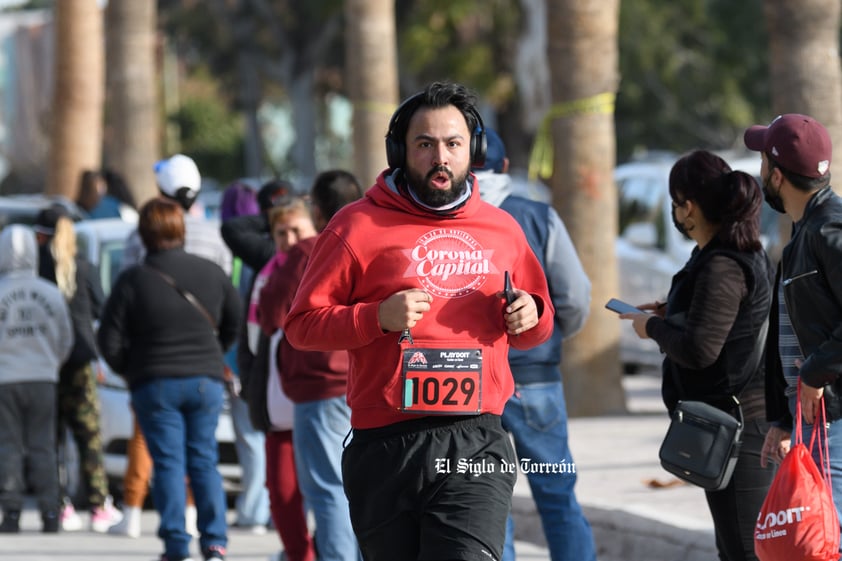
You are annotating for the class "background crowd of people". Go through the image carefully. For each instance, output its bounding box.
[1,81,841,561]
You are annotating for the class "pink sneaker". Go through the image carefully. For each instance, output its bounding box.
[91,496,123,533]
[60,499,83,532]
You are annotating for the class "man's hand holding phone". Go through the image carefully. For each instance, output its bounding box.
[501,271,538,336]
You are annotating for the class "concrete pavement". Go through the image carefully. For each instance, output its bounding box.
[0,507,550,560]
[511,372,718,561]
[0,372,719,561]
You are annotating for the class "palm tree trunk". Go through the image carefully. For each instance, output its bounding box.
[104,0,158,207]
[547,0,625,416]
[48,0,104,199]
[344,0,399,188]
[764,0,842,185]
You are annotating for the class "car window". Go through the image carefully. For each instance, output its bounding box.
[617,175,668,250]
[0,209,38,228]
[100,240,126,296]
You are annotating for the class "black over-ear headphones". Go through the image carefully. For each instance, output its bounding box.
[385,91,487,170]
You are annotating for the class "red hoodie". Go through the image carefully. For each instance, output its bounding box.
[284,170,554,429]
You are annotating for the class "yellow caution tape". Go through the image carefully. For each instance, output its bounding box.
[528,92,616,180]
[354,100,399,115]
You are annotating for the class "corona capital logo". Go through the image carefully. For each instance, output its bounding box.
[402,229,499,298]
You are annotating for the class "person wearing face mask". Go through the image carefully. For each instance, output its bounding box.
[619,149,775,561]
[744,114,842,534]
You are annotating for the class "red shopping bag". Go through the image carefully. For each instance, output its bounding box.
[755,387,840,561]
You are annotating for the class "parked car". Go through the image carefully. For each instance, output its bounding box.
[615,151,779,372]
[67,218,242,498]
[0,194,84,229]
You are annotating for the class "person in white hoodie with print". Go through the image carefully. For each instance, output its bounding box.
[0,224,73,533]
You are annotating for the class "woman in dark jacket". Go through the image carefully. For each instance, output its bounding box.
[620,150,776,561]
[33,205,122,532]
[98,198,240,561]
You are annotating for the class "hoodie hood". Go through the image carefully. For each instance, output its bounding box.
[473,170,513,208]
[0,224,38,275]
[367,168,485,219]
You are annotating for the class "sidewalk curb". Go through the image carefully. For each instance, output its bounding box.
[511,495,718,561]
[585,505,716,561]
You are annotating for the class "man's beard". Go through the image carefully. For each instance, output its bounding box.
[405,165,469,207]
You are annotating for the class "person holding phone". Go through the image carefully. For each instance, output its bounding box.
[618,149,775,561]
[283,82,554,561]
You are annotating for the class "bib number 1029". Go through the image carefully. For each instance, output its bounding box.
[400,348,482,414]
[406,375,476,408]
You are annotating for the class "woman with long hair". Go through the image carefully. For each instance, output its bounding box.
[620,150,777,560]
[33,205,122,533]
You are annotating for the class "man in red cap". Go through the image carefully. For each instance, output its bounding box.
[746,114,842,524]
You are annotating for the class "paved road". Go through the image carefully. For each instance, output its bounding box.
[0,504,551,561]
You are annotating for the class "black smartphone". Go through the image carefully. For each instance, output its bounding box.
[605,298,643,315]
[504,271,516,305]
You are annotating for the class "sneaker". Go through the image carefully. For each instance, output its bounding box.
[202,545,226,560]
[91,496,123,533]
[157,555,195,561]
[108,505,141,538]
[0,510,20,533]
[185,504,199,537]
[60,499,83,532]
[42,510,60,533]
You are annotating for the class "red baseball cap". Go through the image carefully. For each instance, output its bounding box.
[744,113,831,178]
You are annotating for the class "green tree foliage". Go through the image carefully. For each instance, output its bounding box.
[616,0,770,161]
[158,0,345,179]
[395,0,521,106]
[12,1,780,179]
[157,1,776,176]
[171,93,245,185]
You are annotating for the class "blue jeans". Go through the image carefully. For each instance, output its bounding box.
[500,381,596,561]
[789,395,842,531]
[230,392,270,526]
[293,396,361,561]
[132,376,228,559]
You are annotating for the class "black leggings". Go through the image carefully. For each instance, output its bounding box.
[705,418,775,561]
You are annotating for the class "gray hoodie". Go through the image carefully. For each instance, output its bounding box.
[0,224,73,384]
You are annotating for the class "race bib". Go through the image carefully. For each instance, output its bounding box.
[400,348,482,414]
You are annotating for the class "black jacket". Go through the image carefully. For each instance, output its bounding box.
[38,245,104,369]
[766,187,842,425]
[220,214,275,273]
[649,240,773,415]
[97,247,241,389]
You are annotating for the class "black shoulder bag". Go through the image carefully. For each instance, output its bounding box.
[658,318,768,491]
